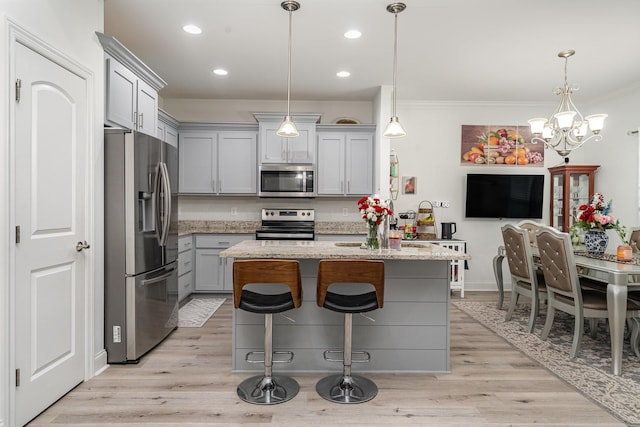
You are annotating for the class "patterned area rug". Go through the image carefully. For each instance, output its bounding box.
[454,301,640,426]
[178,298,225,327]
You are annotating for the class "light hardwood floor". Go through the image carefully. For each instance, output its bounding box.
[28,292,624,426]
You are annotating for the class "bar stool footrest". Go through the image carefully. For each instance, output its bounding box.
[323,350,371,363]
[245,350,294,364]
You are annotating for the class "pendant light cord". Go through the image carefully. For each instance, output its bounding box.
[392,11,398,117]
[286,8,293,117]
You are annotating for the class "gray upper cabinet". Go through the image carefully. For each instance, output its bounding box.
[317,125,375,196]
[178,125,257,195]
[158,109,179,148]
[97,32,166,138]
[254,113,320,164]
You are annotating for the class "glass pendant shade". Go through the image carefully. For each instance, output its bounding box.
[383,116,406,138]
[528,118,547,135]
[586,114,607,133]
[554,111,577,130]
[276,115,299,137]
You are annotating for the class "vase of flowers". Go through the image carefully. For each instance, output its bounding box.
[358,195,393,250]
[570,193,626,256]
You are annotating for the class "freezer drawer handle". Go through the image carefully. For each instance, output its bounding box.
[76,241,91,252]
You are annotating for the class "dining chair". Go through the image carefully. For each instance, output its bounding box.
[536,227,640,358]
[515,220,547,248]
[502,224,547,333]
[628,227,640,253]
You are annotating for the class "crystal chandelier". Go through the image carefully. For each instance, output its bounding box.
[276,1,300,138]
[528,50,607,158]
[383,2,407,138]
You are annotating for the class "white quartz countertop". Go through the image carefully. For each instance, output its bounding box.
[219,240,471,261]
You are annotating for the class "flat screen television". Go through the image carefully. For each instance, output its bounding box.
[465,173,544,219]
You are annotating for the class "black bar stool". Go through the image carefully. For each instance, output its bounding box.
[233,259,302,405]
[315,259,385,404]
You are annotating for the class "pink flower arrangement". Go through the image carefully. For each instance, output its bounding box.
[573,193,625,239]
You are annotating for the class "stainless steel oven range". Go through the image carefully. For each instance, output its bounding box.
[255,208,315,240]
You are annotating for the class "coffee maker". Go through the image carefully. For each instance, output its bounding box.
[441,222,457,239]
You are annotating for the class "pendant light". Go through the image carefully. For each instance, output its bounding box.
[383,2,407,138]
[277,1,300,138]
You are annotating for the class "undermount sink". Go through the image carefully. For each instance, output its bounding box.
[334,242,363,247]
[401,242,428,248]
[333,241,429,249]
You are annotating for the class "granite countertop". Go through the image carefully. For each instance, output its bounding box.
[219,240,471,261]
[179,220,367,236]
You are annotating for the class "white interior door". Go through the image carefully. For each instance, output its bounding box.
[13,41,88,426]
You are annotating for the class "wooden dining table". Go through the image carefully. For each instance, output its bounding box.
[493,245,640,376]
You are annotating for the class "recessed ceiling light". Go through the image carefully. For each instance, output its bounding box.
[344,30,362,39]
[336,71,351,78]
[213,68,228,76]
[182,24,202,35]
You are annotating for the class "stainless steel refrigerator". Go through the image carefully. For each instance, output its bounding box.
[104,128,178,363]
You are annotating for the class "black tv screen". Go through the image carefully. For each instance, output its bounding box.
[465,174,544,219]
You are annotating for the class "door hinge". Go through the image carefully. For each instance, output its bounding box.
[15,78,22,103]
[15,225,21,244]
[16,368,21,387]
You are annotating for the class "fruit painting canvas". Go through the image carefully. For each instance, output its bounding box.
[460,125,543,166]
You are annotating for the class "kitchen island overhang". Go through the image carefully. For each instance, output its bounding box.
[220,240,471,373]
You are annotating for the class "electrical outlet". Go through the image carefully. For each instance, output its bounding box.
[433,201,442,207]
[231,207,238,216]
[442,201,450,208]
[113,326,121,343]
[342,208,349,216]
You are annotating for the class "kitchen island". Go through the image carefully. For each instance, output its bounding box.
[220,240,470,373]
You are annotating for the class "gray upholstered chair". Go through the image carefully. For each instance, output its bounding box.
[515,220,546,249]
[502,224,547,333]
[536,227,640,358]
[628,227,640,253]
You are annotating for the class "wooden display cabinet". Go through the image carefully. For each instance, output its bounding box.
[548,164,599,232]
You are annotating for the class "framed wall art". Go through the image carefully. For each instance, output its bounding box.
[460,125,543,167]
[402,176,417,194]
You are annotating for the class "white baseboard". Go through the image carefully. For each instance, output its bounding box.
[93,349,108,376]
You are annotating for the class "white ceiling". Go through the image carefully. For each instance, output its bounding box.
[104,0,640,104]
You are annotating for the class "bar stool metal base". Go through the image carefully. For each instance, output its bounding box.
[316,374,378,404]
[237,374,299,405]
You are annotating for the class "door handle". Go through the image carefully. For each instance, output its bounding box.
[76,241,90,252]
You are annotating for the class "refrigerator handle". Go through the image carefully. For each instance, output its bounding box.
[153,163,164,246]
[160,162,171,246]
[140,266,176,286]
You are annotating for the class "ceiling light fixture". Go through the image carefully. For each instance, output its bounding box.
[344,30,362,39]
[182,24,202,35]
[213,68,228,76]
[336,71,351,78]
[528,50,607,158]
[277,0,301,138]
[383,2,407,139]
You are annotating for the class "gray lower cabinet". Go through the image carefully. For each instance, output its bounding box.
[194,234,253,292]
[178,235,194,302]
[317,126,374,196]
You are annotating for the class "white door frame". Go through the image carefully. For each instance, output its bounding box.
[4,19,96,425]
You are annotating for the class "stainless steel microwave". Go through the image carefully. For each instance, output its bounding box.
[259,164,315,197]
